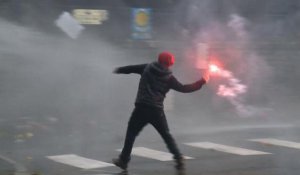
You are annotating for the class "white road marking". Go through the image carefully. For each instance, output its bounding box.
[184,142,271,155]
[250,138,300,149]
[117,147,193,161]
[47,154,114,169]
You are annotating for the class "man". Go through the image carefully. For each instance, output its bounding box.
[112,52,209,170]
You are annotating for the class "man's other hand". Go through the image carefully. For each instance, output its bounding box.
[113,68,121,74]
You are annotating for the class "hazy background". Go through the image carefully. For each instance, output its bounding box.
[0,0,299,150]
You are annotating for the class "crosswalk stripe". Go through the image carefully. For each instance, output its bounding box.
[250,138,300,149]
[117,147,193,161]
[47,154,114,169]
[184,142,271,155]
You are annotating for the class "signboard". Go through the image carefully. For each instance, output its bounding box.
[131,8,152,39]
[73,9,109,25]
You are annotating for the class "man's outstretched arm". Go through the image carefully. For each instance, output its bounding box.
[113,64,147,75]
[169,76,207,93]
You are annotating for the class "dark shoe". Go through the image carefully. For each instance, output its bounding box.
[175,157,185,170]
[112,158,128,170]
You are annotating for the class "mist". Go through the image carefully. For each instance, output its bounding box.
[0,1,299,175]
[0,17,148,145]
[0,0,299,136]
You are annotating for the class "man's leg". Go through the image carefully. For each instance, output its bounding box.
[114,107,147,169]
[150,111,184,169]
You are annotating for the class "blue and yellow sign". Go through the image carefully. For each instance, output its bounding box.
[131,8,152,39]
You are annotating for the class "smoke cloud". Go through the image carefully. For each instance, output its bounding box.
[180,9,275,118]
[207,14,274,117]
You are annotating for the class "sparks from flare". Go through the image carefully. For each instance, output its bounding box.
[208,64,247,97]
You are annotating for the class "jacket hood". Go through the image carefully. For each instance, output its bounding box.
[148,62,172,77]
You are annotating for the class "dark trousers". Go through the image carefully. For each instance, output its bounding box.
[119,104,182,163]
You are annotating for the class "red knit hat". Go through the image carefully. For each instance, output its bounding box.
[158,52,175,67]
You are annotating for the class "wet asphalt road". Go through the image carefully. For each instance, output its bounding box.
[1,116,300,175]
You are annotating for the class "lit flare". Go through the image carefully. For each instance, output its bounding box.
[209,64,220,73]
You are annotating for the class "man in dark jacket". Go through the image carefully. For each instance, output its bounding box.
[112,52,209,170]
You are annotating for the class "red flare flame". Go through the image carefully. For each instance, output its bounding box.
[209,64,220,73]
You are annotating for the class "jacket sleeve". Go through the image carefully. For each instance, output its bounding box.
[169,76,206,93]
[114,64,147,75]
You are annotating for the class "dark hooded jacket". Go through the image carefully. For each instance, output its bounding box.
[115,62,206,109]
